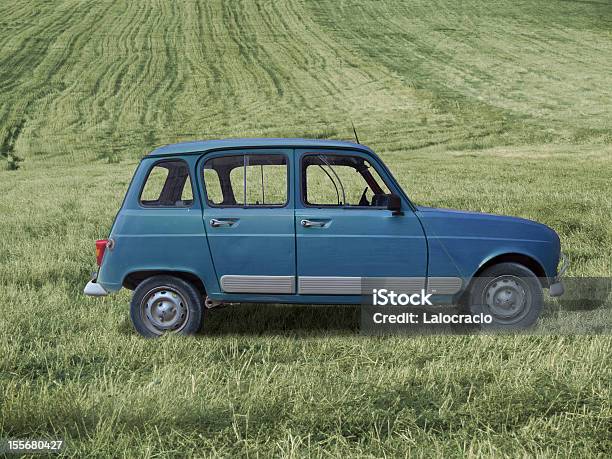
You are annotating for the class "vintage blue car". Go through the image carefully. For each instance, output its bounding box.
[85,138,566,336]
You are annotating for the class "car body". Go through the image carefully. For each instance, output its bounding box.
[85,138,566,335]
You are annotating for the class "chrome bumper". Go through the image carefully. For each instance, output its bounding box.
[549,252,568,297]
[549,281,564,297]
[84,279,108,296]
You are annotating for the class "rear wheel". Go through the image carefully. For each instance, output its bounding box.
[130,275,203,337]
[466,262,543,329]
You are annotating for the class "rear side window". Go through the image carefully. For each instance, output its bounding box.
[140,160,193,207]
[203,154,288,207]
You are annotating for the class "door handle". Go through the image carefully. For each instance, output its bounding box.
[210,218,235,228]
[301,219,327,228]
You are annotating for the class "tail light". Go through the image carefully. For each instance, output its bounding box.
[95,239,108,266]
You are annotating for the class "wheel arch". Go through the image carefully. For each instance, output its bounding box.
[457,252,548,304]
[474,252,548,286]
[123,270,206,296]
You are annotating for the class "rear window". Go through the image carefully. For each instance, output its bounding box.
[140,160,193,207]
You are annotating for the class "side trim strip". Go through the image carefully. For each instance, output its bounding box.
[220,275,295,294]
[298,277,429,295]
[219,276,463,296]
[298,276,361,295]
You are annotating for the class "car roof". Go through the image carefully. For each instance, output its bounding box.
[148,138,373,157]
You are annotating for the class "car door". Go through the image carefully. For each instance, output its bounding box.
[201,149,296,294]
[294,149,427,295]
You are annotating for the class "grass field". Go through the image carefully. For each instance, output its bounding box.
[1,0,611,456]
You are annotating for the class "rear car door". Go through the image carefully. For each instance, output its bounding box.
[294,149,427,295]
[201,149,296,294]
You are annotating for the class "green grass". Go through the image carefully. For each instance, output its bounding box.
[1,0,611,456]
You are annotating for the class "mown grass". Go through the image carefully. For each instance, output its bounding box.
[0,0,611,457]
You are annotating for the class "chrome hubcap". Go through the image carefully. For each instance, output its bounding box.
[141,287,189,334]
[483,276,529,321]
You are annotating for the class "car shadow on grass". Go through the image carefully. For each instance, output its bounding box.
[196,304,483,336]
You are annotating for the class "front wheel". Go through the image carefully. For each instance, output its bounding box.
[130,275,203,337]
[466,262,543,329]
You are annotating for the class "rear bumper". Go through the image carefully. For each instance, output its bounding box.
[84,279,109,296]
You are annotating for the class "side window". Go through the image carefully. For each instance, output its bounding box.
[245,155,287,205]
[302,154,391,207]
[203,154,288,207]
[203,169,223,204]
[229,162,246,205]
[204,155,244,205]
[140,160,193,207]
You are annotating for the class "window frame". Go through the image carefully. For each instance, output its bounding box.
[201,152,291,209]
[300,152,393,210]
[138,158,195,209]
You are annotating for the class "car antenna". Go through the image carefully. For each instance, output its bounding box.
[351,120,360,144]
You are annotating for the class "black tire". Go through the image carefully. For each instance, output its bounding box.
[130,275,203,338]
[466,262,543,329]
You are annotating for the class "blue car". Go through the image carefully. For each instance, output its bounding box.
[84,138,566,336]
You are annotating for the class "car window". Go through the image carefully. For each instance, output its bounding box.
[140,160,193,207]
[203,169,223,204]
[302,154,391,207]
[203,154,288,207]
[203,155,244,205]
